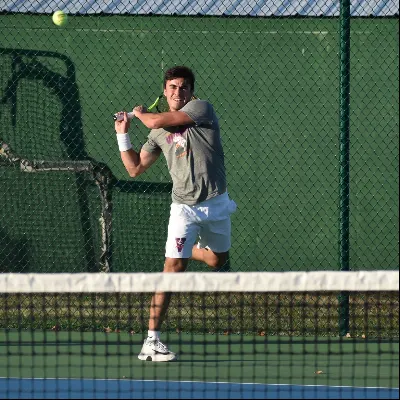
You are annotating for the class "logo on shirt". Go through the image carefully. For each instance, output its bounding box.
[166,130,189,158]
[175,237,187,252]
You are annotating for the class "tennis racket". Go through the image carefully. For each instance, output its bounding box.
[113,95,197,121]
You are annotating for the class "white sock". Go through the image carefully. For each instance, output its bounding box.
[148,330,160,340]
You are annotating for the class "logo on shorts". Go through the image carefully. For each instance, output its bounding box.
[175,238,186,252]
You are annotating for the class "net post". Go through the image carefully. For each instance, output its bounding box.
[338,0,351,337]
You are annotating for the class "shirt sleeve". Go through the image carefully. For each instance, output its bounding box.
[180,100,214,126]
[142,134,160,153]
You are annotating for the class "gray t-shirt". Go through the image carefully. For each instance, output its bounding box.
[142,99,226,205]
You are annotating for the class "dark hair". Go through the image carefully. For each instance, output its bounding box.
[164,66,195,92]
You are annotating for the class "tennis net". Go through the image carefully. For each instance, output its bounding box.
[0,271,398,399]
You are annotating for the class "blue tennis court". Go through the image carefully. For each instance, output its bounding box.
[1,378,399,399]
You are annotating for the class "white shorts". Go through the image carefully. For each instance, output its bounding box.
[165,192,237,259]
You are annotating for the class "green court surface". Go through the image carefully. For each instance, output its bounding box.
[1,331,398,389]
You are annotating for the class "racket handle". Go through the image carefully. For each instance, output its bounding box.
[113,112,135,121]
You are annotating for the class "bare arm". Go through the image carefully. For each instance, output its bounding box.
[114,111,161,178]
[132,106,194,129]
[120,147,160,178]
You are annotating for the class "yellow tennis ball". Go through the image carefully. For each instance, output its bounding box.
[52,11,68,27]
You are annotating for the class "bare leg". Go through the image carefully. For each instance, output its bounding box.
[149,292,172,331]
[148,249,229,331]
[139,259,187,361]
[148,258,188,332]
[191,245,229,269]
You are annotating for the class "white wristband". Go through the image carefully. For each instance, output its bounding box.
[116,133,132,152]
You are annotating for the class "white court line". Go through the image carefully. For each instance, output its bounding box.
[17,28,373,34]
[0,377,398,390]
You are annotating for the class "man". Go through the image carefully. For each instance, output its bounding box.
[114,66,236,362]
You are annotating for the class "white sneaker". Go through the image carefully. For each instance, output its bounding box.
[138,338,177,362]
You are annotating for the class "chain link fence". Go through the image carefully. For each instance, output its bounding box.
[0,1,398,273]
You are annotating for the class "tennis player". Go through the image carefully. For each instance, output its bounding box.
[114,66,236,362]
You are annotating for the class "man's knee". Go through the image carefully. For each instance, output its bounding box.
[164,258,188,273]
[207,251,229,269]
